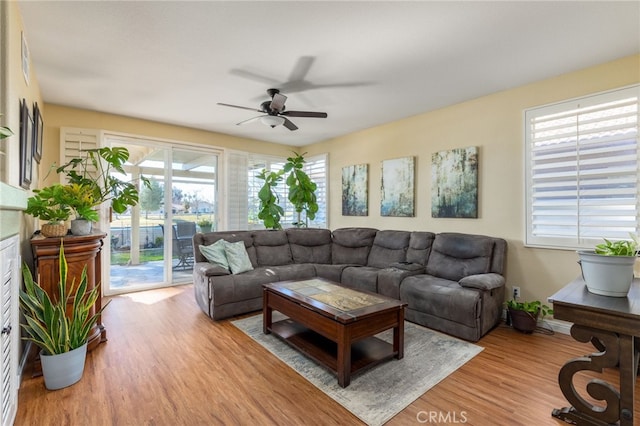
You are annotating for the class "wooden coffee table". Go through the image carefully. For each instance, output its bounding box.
[263,278,407,387]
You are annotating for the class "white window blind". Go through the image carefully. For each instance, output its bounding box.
[60,127,100,182]
[246,153,328,230]
[525,85,639,249]
[225,151,249,231]
[304,154,328,228]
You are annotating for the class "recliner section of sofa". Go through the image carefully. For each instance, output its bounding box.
[193,227,506,342]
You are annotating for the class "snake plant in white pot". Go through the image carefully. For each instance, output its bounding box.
[19,244,109,390]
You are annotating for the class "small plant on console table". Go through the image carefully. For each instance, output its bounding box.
[577,235,639,297]
[506,299,553,334]
[24,184,72,237]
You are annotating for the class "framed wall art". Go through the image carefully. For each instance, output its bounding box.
[19,98,33,189]
[33,102,43,163]
[380,156,415,217]
[342,164,368,216]
[431,146,478,218]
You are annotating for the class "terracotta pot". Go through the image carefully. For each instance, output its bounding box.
[41,222,67,238]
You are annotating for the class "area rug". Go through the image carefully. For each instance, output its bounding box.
[232,314,483,426]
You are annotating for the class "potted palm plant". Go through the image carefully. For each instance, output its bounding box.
[24,184,72,237]
[19,244,109,390]
[577,236,639,297]
[506,299,553,333]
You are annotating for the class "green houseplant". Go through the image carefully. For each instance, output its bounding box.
[197,218,213,233]
[24,184,72,237]
[20,244,109,389]
[0,114,12,139]
[506,299,553,334]
[256,169,285,230]
[283,152,318,227]
[55,146,149,235]
[577,235,639,297]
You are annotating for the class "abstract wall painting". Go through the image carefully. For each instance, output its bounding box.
[431,146,478,218]
[380,156,415,217]
[342,164,369,216]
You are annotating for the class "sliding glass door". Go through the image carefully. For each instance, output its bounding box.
[104,139,218,295]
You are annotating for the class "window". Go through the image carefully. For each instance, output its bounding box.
[227,151,328,230]
[525,85,639,249]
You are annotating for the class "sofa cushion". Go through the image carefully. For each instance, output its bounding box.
[198,239,230,271]
[331,227,377,265]
[426,233,493,281]
[253,230,293,266]
[400,275,480,328]
[341,266,379,293]
[367,230,410,268]
[224,241,254,274]
[406,232,436,265]
[194,231,257,266]
[286,228,332,264]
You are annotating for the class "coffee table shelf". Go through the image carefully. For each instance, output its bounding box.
[263,278,406,387]
[269,318,398,375]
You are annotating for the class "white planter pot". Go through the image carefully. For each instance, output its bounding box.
[70,219,92,236]
[577,250,636,297]
[40,343,88,390]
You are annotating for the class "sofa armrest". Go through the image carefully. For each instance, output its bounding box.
[194,262,231,277]
[389,262,425,272]
[458,273,505,291]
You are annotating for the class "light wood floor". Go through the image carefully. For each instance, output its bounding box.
[15,285,639,425]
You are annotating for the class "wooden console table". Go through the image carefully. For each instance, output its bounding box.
[31,231,108,351]
[548,277,639,426]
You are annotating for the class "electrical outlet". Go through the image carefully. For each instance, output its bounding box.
[513,286,521,299]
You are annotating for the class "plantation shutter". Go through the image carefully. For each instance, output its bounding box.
[304,154,328,228]
[525,85,639,249]
[60,127,100,183]
[225,151,249,231]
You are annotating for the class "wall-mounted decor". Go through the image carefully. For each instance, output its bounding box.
[381,156,415,217]
[19,99,33,189]
[431,146,478,218]
[33,102,43,163]
[342,164,368,216]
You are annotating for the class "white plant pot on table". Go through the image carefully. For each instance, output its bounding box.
[577,250,636,297]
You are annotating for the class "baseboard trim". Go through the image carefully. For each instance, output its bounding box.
[540,318,572,335]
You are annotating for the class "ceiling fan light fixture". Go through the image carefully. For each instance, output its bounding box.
[261,115,285,128]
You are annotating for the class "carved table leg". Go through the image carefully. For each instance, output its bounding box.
[551,324,637,425]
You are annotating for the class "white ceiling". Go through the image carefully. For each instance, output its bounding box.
[18,1,640,147]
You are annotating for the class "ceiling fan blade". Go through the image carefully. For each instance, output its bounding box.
[281,110,328,118]
[288,56,315,82]
[236,115,264,126]
[282,117,298,131]
[270,93,287,113]
[217,102,262,113]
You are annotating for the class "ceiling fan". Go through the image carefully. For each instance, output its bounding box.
[217,88,327,131]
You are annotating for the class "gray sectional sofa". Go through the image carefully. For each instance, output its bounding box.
[193,227,507,342]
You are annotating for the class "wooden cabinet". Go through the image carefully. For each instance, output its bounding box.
[31,231,107,350]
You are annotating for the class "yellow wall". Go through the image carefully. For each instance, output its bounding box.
[305,54,640,307]
[40,105,295,187]
[1,1,43,247]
